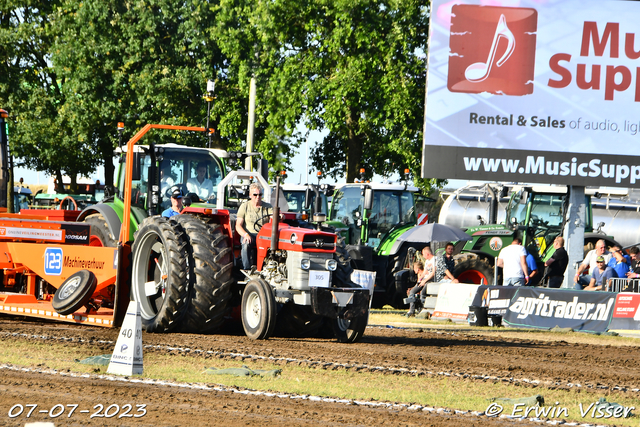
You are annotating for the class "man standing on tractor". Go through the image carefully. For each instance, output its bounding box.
[236,183,273,270]
[162,188,184,218]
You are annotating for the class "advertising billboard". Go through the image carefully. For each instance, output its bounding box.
[422,0,640,187]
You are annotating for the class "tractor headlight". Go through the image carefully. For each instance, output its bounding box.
[326,259,337,271]
[300,259,311,270]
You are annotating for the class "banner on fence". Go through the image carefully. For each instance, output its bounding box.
[433,282,480,320]
[608,293,640,330]
[502,288,615,332]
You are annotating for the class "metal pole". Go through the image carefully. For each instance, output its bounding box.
[563,186,586,288]
[245,77,256,171]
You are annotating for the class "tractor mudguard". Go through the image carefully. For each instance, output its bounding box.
[77,203,122,242]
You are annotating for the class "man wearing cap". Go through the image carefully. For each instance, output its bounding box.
[236,183,273,270]
[162,188,183,218]
[584,255,615,291]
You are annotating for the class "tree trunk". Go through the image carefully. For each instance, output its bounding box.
[345,109,363,183]
[55,170,64,193]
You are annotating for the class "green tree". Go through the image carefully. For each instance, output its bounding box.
[213,0,442,192]
[0,1,97,192]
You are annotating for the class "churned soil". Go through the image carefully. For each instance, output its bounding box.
[0,315,638,426]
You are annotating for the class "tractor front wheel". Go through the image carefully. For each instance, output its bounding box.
[454,258,495,285]
[331,313,368,343]
[241,278,276,340]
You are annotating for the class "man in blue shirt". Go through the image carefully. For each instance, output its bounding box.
[607,244,631,278]
[162,188,183,218]
[584,256,614,291]
[525,251,538,286]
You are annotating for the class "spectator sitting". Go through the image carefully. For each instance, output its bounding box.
[607,245,631,279]
[434,242,459,283]
[626,246,640,279]
[584,256,614,291]
[574,239,611,289]
[405,261,426,317]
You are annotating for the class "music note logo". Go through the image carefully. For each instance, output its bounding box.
[447,5,537,96]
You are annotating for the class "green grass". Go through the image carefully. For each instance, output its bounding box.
[1,337,638,425]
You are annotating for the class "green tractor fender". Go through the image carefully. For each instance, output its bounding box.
[77,198,142,243]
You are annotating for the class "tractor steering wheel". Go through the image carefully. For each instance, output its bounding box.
[253,213,273,233]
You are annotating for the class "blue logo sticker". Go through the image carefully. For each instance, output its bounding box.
[44,248,63,276]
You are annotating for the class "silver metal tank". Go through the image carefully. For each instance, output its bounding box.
[439,184,640,249]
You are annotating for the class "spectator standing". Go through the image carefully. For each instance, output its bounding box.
[544,236,568,288]
[525,251,538,286]
[434,243,459,283]
[574,239,611,289]
[607,245,631,279]
[584,256,614,291]
[161,188,183,218]
[497,236,529,286]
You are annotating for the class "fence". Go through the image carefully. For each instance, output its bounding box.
[607,278,640,293]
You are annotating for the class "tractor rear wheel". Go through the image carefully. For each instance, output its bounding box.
[173,215,234,333]
[454,258,495,285]
[52,270,97,315]
[83,213,118,247]
[241,278,276,340]
[130,216,189,333]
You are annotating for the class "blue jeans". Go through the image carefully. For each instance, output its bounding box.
[504,277,525,287]
[241,236,256,270]
[574,275,592,290]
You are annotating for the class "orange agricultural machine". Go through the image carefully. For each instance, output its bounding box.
[0,108,370,341]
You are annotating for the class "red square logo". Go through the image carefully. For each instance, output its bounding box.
[448,5,537,96]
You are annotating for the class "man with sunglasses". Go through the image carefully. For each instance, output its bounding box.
[236,183,273,270]
[584,256,614,291]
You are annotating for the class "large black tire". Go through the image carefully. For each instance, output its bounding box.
[384,246,410,308]
[335,236,354,286]
[130,216,190,333]
[52,270,97,315]
[241,278,276,340]
[83,213,118,247]
[331,313,368,343]
[454,257,495,285]
[173,215,234,333]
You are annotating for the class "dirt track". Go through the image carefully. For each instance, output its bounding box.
[0,315,638,426]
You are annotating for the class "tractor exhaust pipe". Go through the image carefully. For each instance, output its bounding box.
[270,175,281,253]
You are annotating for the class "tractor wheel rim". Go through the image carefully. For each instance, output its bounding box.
[61,276,82,299]
[245,291,262,329]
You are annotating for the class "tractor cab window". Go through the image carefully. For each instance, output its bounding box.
[330,186,363,243]
[157,149,223,206]
[369,190,416,239]
[282,190,328,215]
[507,190,527,225]
[528,194,566,256]
[131,154,151,209]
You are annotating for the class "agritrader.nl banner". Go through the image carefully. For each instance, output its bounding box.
[422,0,640,187]
[502,288,615,332]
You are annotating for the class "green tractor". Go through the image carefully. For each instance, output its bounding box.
[452,184,621,286]
[325,181,432,307]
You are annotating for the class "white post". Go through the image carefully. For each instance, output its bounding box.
[245,77,256,171]
[563,186,586,288]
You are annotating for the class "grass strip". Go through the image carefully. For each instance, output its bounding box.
[0,337,637,426]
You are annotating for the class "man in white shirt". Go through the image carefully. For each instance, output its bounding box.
[186,161,215,202]
[574,239,611,289]
[497,236,529,286]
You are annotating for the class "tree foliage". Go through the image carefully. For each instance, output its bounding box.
[2,0,443,194]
